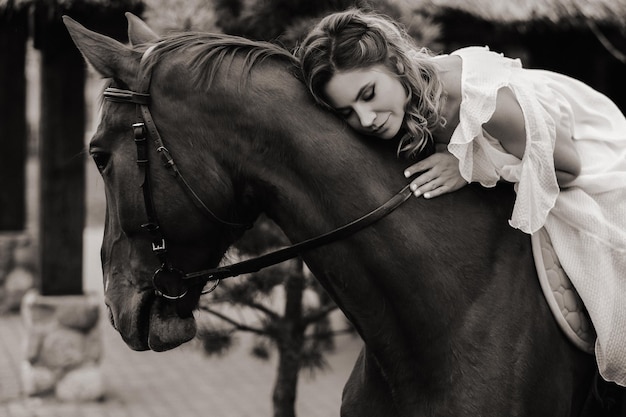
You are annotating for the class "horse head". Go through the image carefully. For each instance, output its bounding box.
[64,15,277,351]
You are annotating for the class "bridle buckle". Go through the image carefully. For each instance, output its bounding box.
[152,239,166,253]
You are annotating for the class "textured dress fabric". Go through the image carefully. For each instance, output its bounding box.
[447,46,626,385]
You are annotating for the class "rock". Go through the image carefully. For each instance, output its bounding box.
[38,328,85,369]
[57,298,100,331]
[21,361,56,396]
[56,365,104,401]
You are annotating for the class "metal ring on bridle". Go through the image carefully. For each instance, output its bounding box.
[152,266,189,300]
[155,288,189,300]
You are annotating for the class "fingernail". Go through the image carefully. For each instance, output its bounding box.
[414,190,421,197]
[424,192,431,199]
[404,170,410,178]
[410,184,417,191]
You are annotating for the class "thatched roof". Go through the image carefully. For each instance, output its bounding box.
[415,0,626,27]
[0,0,31,10]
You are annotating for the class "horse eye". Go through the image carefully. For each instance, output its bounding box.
[91,152,110,171]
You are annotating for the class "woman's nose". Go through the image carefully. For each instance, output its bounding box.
[354,105,376,128]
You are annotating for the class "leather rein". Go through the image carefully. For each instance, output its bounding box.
[102,57,414,301]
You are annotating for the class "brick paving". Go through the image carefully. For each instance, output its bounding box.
[0,227,362,417]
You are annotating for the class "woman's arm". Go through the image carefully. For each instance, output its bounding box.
[552,127,581,187]
[404,86,581,198]
[485,87,581,188]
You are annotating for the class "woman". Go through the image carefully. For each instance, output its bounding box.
[295,9,626,386]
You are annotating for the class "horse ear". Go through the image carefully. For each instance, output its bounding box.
[125,12,159,46]
[62,15,141,85]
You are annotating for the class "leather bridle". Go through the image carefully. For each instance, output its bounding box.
[101,53,414,301]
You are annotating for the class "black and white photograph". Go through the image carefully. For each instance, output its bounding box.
[1,0,625,416]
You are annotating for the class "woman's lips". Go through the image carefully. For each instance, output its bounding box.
[372,115,390,134]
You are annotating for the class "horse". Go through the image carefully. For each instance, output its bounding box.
[64,14,602,416]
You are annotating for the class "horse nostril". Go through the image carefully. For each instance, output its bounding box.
[106,304,117,330]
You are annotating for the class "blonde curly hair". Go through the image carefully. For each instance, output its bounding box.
[295,9,446,157]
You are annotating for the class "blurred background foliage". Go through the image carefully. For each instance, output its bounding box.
[138,0,626,111]
[141,0,442,49]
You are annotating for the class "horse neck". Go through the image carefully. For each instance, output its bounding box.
[188,67,524,388]
[231,109,403,241]
[211,90,461,359]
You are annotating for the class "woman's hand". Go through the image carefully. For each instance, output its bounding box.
[404,149,467,198]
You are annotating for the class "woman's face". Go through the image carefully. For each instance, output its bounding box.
[323,64,407,139]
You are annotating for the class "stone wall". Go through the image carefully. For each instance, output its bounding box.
[21,290,104,401]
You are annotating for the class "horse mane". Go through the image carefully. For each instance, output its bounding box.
[141,32,299,91]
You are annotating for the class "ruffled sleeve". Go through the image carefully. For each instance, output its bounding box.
[448,46,560,234]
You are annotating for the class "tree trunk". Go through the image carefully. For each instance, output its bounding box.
[272,261,305,417]
[273,335,305,417]
[0,4,28,231]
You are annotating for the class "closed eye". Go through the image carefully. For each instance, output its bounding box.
[362,85,375,101]
[334,83,375,118]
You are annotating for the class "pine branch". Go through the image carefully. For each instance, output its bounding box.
[240,299,282,320]
[302,303,339,325]
[199,306,268,336]
[304,327,355,340]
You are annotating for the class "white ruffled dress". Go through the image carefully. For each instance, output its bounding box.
[447,46,626,385]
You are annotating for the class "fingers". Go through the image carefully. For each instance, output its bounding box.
[404,150,466,199]
[405,163,466,199]
[403,151,454,179]
[422,184,450,199]
[405,163,443,198]
[403,156,439,178]
[409,178,444,199]
[409,175,467,199]
[407,175,429,196]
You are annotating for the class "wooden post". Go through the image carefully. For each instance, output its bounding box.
[0,4,28,231]
[33,4,86,295]
[31,1,144,296]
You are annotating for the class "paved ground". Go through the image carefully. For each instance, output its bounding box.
[0,227,362,417]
